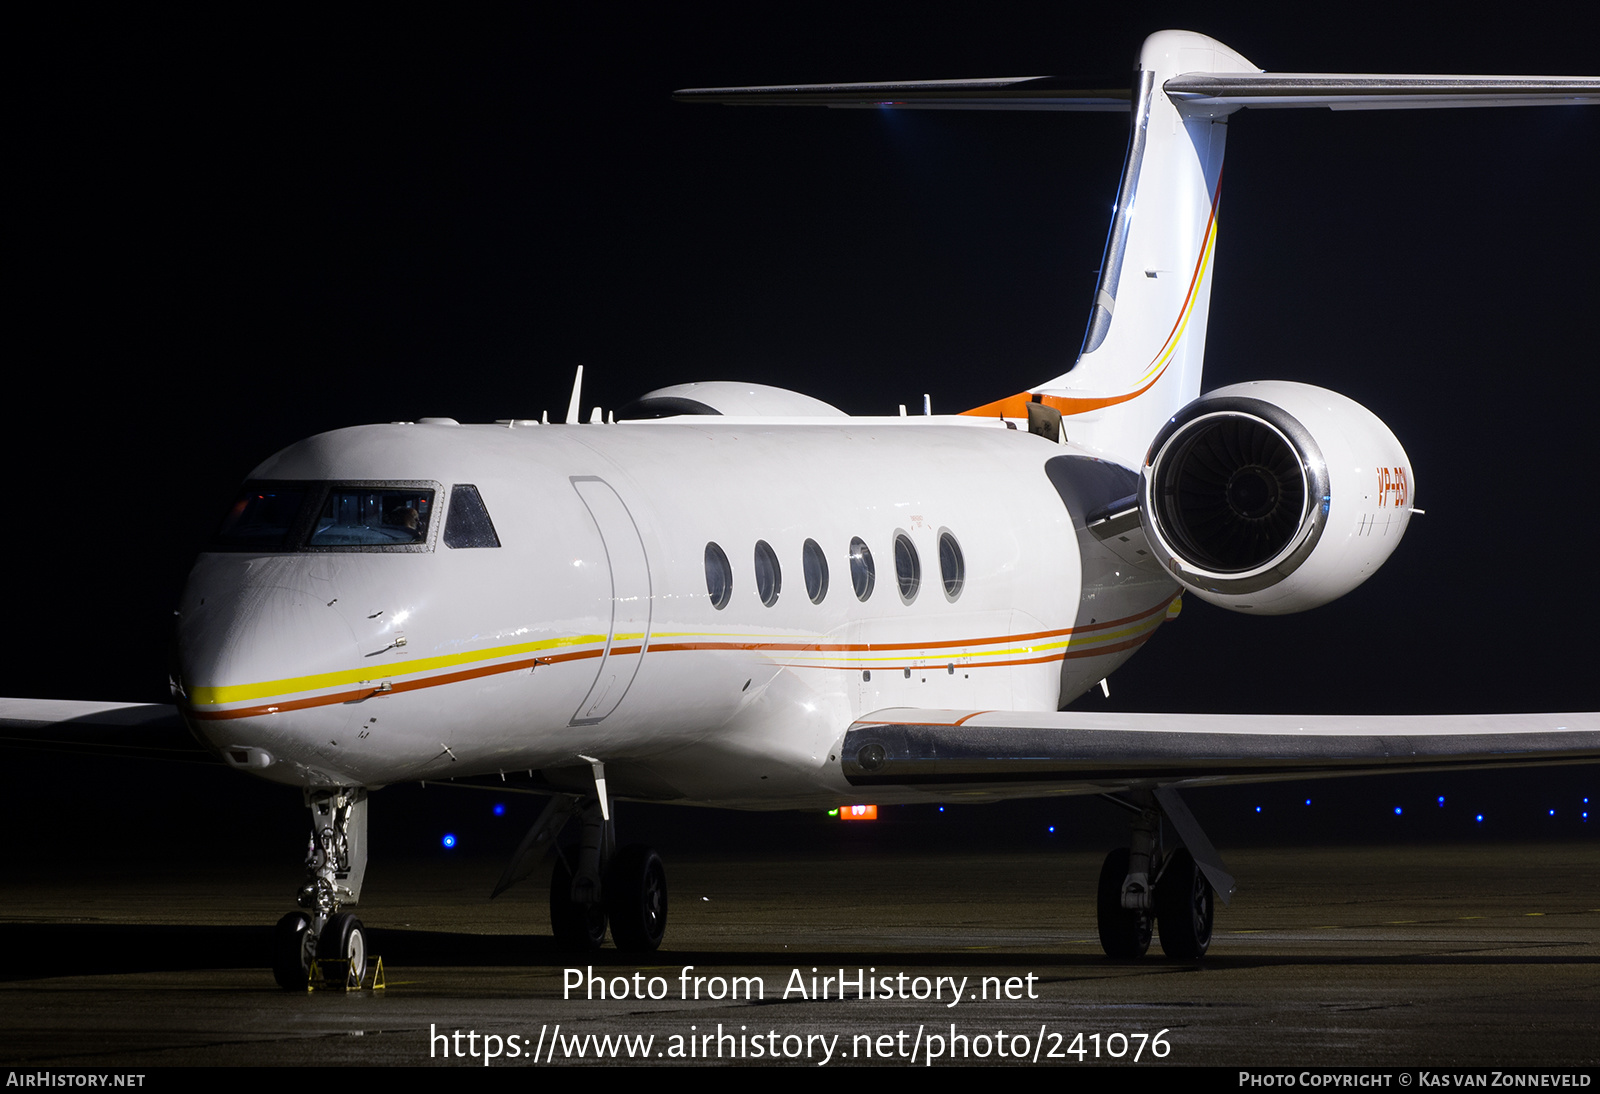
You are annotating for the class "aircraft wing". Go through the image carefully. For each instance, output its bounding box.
[0,698,218,764]
[842,709,1600,790]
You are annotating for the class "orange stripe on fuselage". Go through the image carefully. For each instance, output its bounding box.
[961,169,1224,421]
[185,595,1179,721]
[643,595,1170,657]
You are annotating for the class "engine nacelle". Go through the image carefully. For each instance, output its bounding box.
[1138,381,1414,615]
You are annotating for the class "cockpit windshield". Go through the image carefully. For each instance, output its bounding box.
[308,487,434,546]
[209,481,439,552]
[211,485,311,552]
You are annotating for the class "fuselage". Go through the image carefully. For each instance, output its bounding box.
[176,417,1178,807]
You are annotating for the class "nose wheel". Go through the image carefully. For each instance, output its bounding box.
[272,912,312,989]
[320,911,367,973]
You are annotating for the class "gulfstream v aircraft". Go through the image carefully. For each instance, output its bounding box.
[4,31,1597,986]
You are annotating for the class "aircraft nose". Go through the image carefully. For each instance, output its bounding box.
[176,556,364,779]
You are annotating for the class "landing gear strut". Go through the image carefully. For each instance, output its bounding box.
[1095,787,1230,961]
[273,788,368,989]
[494,758,669,952]
[549,795,611,951]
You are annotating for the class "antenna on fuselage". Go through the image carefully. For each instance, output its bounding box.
[565,365,584,425]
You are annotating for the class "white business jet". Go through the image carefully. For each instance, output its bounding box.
[4,31,1597,986]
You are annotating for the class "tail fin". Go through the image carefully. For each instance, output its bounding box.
[675,33,1598,465]
[965,31,1256,465]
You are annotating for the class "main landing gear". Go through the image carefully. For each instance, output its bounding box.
[274,788,369,989]
[492,757,668,953]
[1095,788,1233,960]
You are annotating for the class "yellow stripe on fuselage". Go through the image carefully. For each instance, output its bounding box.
[188,600,1172,709]
[187,632,607,706]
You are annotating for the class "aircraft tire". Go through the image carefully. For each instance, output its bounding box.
[1096,848,1152,958]
[272,911,311,990]
[1155,848,1213,959]
[549,856,607,950]
[605,844,668,952]
[318,912,367,985]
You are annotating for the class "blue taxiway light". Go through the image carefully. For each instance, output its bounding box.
[1048,826,1055,834]
[1304,799,1312,806]
[1394,807,1403,815]
[1254,806,1262,813]
[1437,796,1446,806]
[442,834,457,849]
[1476,815,1485,823]
[493,803,505,816]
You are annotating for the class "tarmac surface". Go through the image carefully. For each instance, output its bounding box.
[2,845,1596,1068]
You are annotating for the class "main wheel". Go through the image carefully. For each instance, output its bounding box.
[272,911,311,990]
[1156,847,1214,959]
[319,912,367,985]
[605,845,668,952]
[1096,848,1151,958]
[550,856,607,950]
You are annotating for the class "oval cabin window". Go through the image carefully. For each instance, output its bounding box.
[754,540,782,607]
[803,538,829,604]
[849,537,875,601]
[705,542,732,610]
[894,533,920,604]
[938,531,965,601]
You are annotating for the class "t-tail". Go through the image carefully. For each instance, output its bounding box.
[676,31,1597,468]
[974,31,1254,465]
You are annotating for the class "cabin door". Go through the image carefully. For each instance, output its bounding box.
[569,476,653,725]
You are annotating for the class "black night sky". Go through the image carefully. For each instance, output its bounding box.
[6,6,1596,861]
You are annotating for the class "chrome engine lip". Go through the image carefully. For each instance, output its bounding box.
[1139,395,1331,595]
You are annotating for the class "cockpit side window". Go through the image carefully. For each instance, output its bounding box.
[443,484,501,548]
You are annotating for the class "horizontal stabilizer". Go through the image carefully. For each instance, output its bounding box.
[842,709,1600,789]
[673,76,1130,111]
[1165,73,1600,110]
[677,73,1598,112]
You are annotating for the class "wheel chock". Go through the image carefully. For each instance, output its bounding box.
[306,955,384,992]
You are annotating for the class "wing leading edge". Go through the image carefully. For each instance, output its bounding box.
[842,709,1600,790]
[0,698,215,764]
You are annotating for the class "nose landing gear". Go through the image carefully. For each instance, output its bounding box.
[273,788,369,990]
